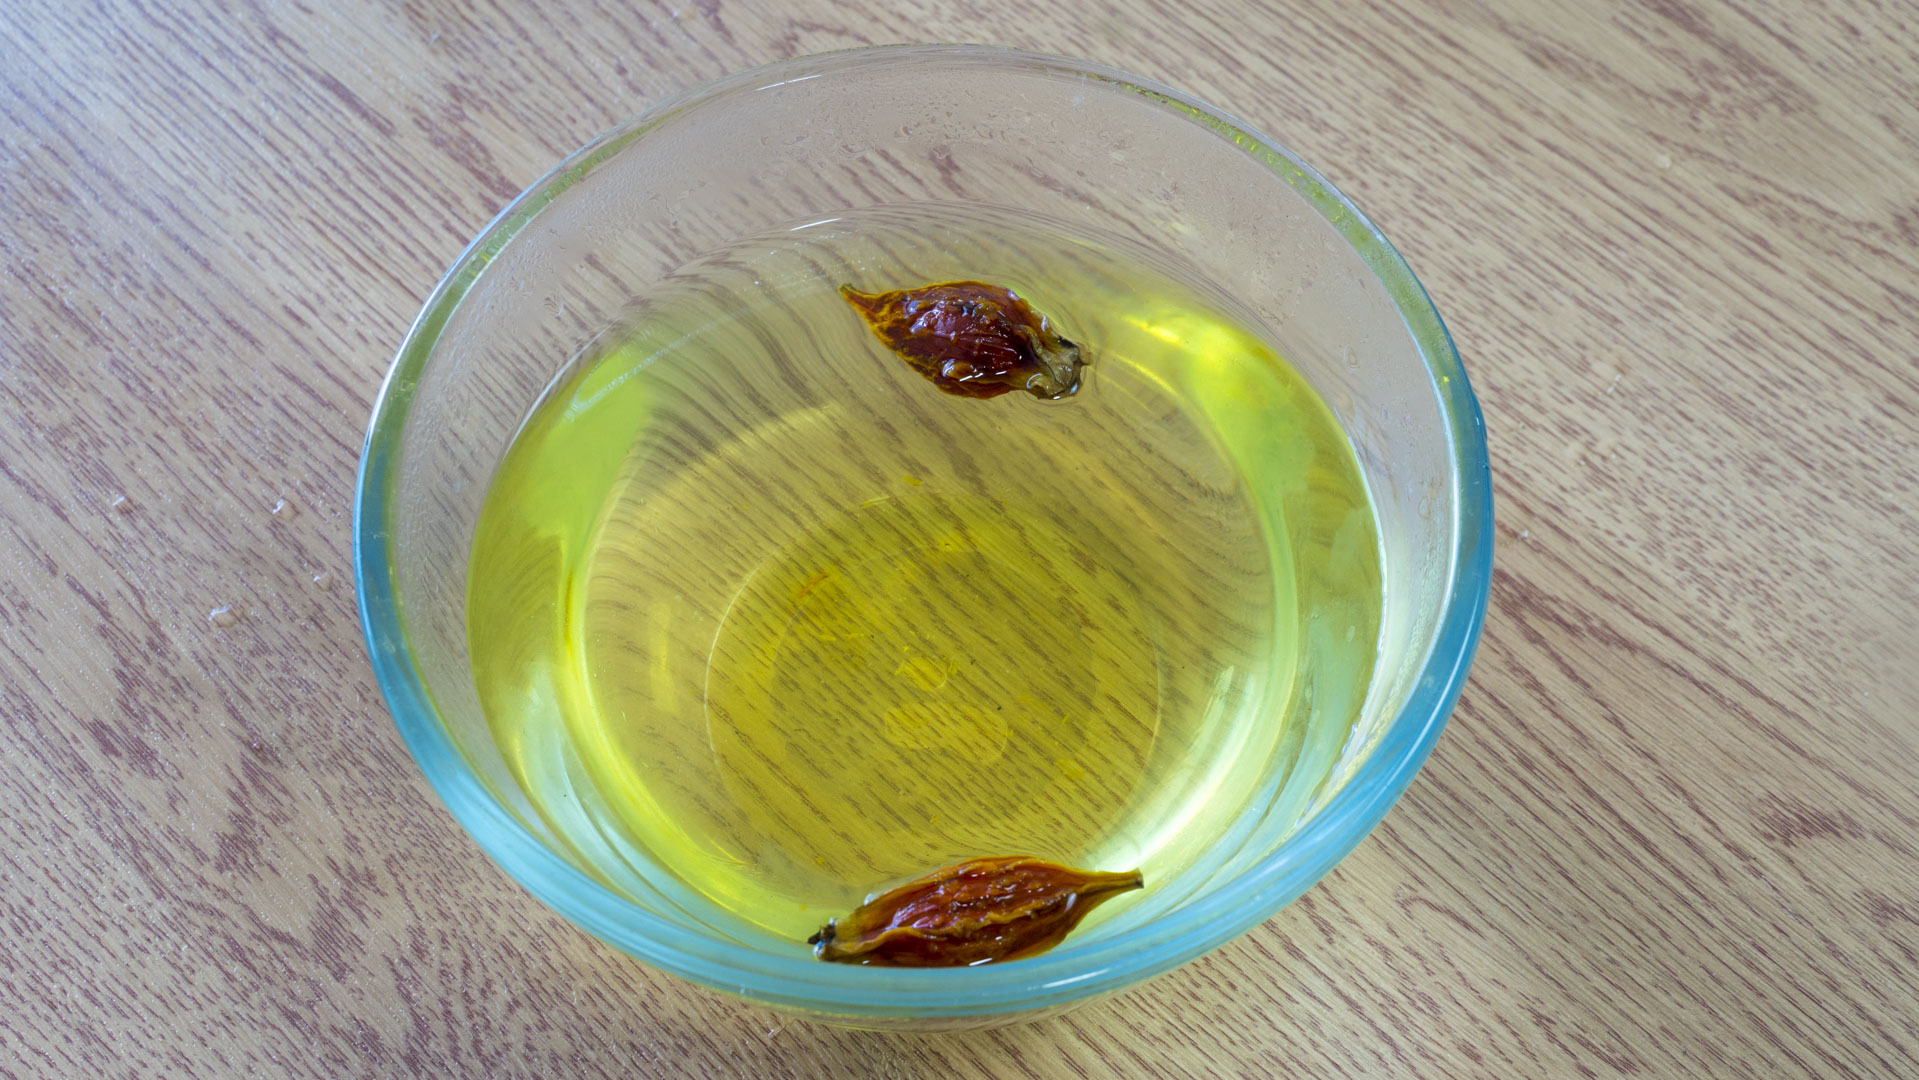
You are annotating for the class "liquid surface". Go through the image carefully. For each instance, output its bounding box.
[467,206,1382,942]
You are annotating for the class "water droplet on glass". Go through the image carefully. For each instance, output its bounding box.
[208,606,238,628]
[312,571,334,591]
[272,498,299,520]
[110,494,132,514]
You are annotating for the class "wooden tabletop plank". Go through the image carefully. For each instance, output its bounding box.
[2,0,1914,1076]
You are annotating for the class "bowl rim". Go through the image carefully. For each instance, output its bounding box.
[354,42,1493,1019]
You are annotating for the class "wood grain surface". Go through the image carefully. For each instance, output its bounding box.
[3,0,1916,1076]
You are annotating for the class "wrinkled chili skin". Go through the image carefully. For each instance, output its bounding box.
[840,281,1085,400]
[809,855,1143,967]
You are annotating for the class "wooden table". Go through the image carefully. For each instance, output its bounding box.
[4,0,1915,1075]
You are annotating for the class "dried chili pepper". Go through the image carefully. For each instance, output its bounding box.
[840,281,1085,400]
[808,855,1143,967]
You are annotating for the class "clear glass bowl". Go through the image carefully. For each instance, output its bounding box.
[355,45,1492,1029]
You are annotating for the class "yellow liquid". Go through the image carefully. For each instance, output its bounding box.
[467,206,1382,942]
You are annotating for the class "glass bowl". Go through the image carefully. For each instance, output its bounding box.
[355,44,1491,1029]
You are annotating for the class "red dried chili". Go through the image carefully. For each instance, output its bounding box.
[809,855,1143,967]
[840,281,1085,400]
